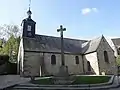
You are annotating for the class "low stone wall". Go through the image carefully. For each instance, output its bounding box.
[0,55,17,75]
[9,75,119,90]
[0,62,17,75]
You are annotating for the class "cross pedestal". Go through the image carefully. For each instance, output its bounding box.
[53,65,74,85]
[56,66,69,77]
[52,25,73,84]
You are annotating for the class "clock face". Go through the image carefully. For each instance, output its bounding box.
[27,25,31,31]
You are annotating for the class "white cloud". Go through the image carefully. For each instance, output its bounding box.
[81,8,98,15]
[81,8,91,15]
[92,8,98,13]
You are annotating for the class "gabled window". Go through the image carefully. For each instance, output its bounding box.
[87,61,91,71]
[75,56,79,64]
[51,55,56,65]
[104,51,109,63]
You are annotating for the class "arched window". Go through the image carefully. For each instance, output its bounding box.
[118,47,120,55]
[87,61,91,71]
[75,56,79,64]
[51,55,56,65]
[104,51,109,63]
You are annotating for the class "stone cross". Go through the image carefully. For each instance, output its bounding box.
[57,25,66,66]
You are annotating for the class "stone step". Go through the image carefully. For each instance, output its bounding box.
[11,83,120,90]
[17,83,90,87]
[11,86,91,90]
[8,75,120,90]
[16,82,113,87]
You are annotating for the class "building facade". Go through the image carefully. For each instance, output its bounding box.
[17,9,118,77]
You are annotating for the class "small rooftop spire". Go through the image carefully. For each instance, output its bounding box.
[27,0,32,18]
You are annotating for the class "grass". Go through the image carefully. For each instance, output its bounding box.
[73,76,111,84]
[32,76,111,85]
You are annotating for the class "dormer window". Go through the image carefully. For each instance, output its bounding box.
[27,25,31,31]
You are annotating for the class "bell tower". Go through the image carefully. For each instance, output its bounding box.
[21,0,36,38]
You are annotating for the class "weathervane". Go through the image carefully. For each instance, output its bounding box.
[29,0,31,10]
[27,0,32,18]
[21,0,32,26]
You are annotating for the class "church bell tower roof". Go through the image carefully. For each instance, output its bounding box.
[21,0,36,38]
[27,7,32,19]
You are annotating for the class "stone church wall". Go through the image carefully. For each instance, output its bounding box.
[23,52,41,77]
[83,52,100,75]
[97,37,117,75]
[44,53,83,75]
[17,39,24,74]
[65,54,83,75]
[44,53,61,75]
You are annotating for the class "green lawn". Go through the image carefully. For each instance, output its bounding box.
[73,76,110,84]
[32,76,111,85]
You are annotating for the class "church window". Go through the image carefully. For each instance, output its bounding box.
[75,56,79,64]
[104,51,109,63]
[27,25,31,31]
[87,61,91,71]
[51,55,56,65]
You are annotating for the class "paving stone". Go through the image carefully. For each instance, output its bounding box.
[0,75,30,89]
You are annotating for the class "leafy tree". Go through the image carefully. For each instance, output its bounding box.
[116,55,120,66]
[0,24,21,63]
[0,24,21,40]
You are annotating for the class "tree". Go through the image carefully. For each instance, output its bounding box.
[0,24,21,63]
[0,24,21,40]
[116,55,120,66]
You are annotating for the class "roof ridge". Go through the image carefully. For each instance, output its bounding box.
[35,34,88,42]
[83,36,103,54]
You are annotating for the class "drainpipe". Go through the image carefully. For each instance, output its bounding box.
[97,53,100,75]
[82,55,85,74]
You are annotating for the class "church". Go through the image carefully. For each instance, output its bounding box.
[17,8,118,77]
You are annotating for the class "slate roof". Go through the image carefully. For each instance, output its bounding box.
[23,34,103,54]
[23,34,88,54]
[112,38,120,47]
[82,36,102,54]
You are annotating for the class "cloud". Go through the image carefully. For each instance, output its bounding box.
[92,8,98,13]
[81,8,91,15]
[81,8,98,15]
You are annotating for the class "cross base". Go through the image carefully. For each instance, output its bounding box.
[55,65,69,77]
[53,65,74,84]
